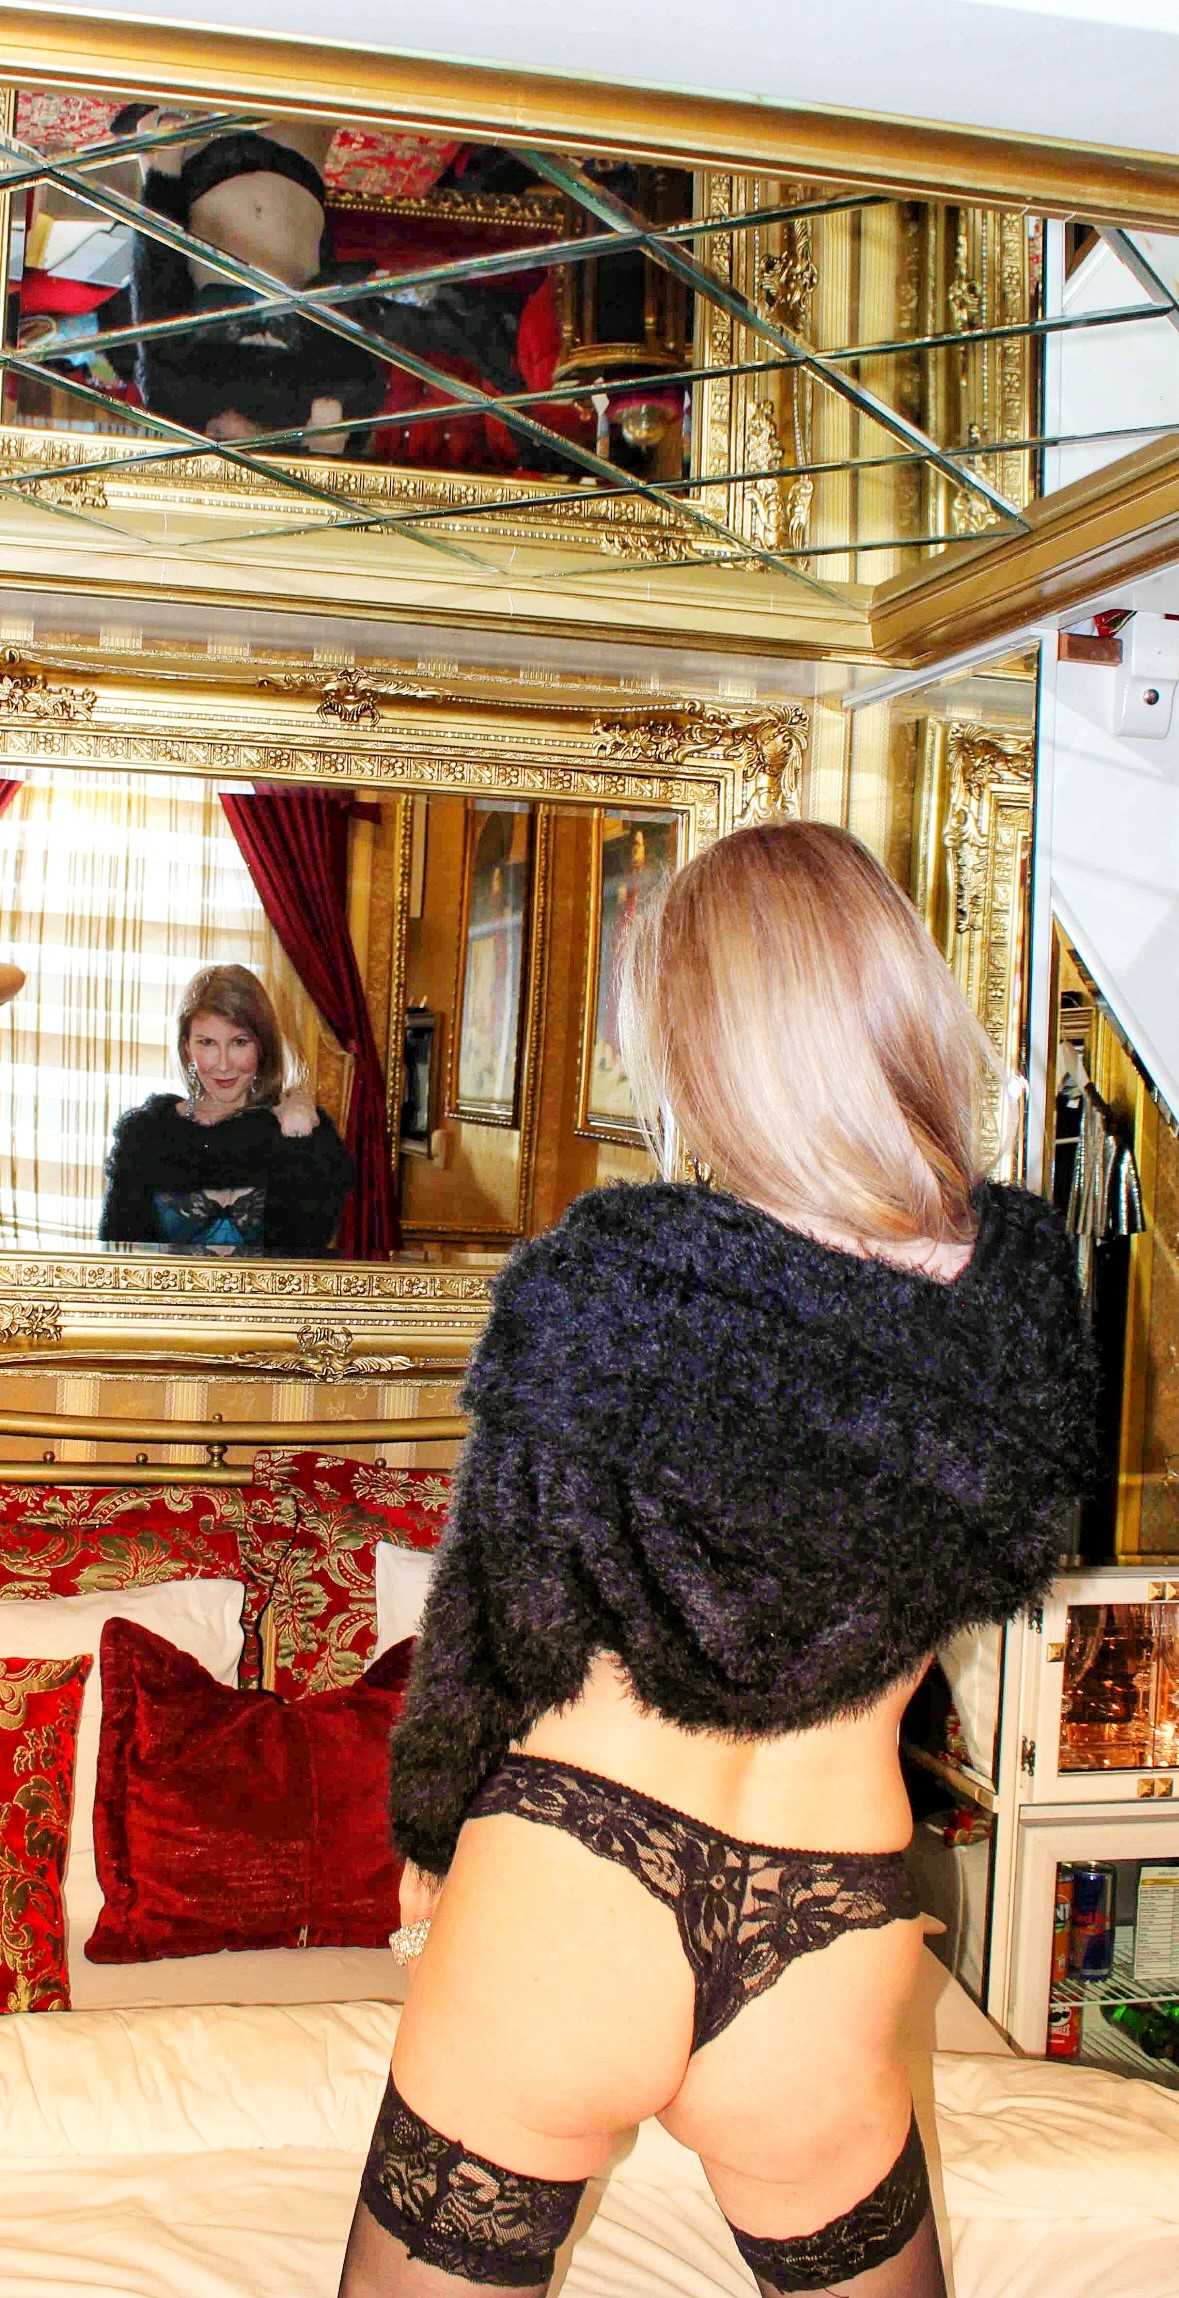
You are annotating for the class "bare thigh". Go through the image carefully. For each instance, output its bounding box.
[661,1914,927,2237]
[392,1811,695,2182]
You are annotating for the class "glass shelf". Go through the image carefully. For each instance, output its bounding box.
[1051,1928,1179,2007]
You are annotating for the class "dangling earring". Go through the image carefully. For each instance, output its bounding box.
[184,1061,201,1119]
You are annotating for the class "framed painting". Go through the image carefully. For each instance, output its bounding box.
[578,811,679,1143]
[449,801,534,1126]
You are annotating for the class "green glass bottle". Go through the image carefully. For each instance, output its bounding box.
[1102,2002,1179,2061]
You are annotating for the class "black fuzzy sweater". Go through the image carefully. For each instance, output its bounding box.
[99,1093,353,1256]
[391,1179,1096,1876]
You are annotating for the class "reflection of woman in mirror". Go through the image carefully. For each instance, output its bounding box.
[340,823,1095,2298]
[118,109,529,456]
[99,963,351,1255]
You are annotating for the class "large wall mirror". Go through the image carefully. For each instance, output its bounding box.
[0,75,1058,596]
[0,770,671,1258]
[0,631,1035,1378]
[0,36,1064,1385]
[0,642,813,1372]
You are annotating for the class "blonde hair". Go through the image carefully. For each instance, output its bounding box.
[618,819,1003,1246]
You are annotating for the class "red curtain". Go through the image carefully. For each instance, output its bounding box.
[0,781,20,819]
[220,789,397,1259]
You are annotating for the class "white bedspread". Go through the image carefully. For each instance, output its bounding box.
[2,1998,1177,2298]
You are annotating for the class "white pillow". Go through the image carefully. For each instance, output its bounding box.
[0,1579,244,1955]
[938,1622,1003,1780]
[373,1541,436,1655]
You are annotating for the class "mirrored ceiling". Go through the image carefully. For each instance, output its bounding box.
[0,85,1173,597]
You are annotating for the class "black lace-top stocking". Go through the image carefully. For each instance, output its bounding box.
[468,1756,917,2052]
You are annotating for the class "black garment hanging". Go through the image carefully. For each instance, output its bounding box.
[1055,1080,1145,1558]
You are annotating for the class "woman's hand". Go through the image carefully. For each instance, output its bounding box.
[275,1088,319,1137]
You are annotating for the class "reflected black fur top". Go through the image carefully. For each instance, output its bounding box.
[391,1180,1095,1876]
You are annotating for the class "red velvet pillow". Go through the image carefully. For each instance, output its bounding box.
[0,1653,92,2010]
[88,1618,413,1964]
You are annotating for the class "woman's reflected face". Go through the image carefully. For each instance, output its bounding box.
[186,1010,259,1114]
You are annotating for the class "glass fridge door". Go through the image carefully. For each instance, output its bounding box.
[1023,1571,1179,1805]
[1006,1810,1179,2087]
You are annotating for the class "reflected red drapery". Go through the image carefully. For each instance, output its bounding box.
[0,780,20,819]
[220,789,397,1260]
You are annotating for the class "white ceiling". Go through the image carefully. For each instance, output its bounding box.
[10,0,1179,159]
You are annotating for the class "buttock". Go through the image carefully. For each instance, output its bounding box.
[467,1755,918,2053]
[391,1753,924,2209]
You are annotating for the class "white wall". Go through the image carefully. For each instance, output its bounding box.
[1029,224,1179,1119]
[1042,649,1179,1120]
[1044,233,1179,494]
[10,0,1179,158]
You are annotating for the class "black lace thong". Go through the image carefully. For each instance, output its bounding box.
[467,1755,918,2054]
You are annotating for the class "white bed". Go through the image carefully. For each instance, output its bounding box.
[3,1959,1178,2298]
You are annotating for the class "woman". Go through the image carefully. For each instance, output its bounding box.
[341,822,1094,2298]
[113,111,526,456]
[100,963,351,1255]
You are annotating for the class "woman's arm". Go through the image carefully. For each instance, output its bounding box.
[98,1107,161,1245]
[388,1501,528,1879]
[263,1107,354,1254]
[390,1400,597,1880]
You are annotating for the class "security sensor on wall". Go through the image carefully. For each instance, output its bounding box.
[1115,613,1179,738]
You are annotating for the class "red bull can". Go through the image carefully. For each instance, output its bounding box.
[1068,1863,1115,1980]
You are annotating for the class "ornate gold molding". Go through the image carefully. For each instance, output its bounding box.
[329,185,564,234]
[231,1321,414,1382]
[0,1250,489,1375]
[0,1300,62,1348]
[0,652,95,721]
[0,417,713,566]
[944,720,1034,941]
[0,665,781,849]
[591,699,809,823]
[914,713,1034,1178]
[746,402,814,565]
[259,667,438,723]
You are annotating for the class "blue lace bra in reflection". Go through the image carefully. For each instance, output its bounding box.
[152,1185,266,1253]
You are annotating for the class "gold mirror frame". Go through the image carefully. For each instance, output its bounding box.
[0,649,807,1377]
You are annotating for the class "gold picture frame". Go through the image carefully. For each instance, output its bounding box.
[447,798,534,1127]
[577,807,679,1145]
